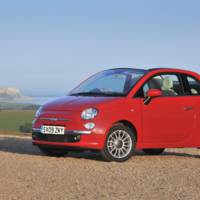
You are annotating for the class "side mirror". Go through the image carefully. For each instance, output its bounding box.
[144,89,162,105]
[147,89,162,98]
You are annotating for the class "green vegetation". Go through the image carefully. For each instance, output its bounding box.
[0,110,35,135]
[19,123,32,133]
[0,102,39,110]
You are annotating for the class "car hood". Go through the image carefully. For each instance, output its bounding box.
[43,95,126,112]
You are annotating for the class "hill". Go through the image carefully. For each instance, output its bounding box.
[0,87,22,99]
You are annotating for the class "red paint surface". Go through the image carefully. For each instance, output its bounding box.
[33,68,200,150]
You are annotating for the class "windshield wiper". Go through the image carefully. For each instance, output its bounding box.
[70,92,104,96]
[70,92,126,97]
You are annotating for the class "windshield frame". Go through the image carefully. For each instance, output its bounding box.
[69,68,148,97]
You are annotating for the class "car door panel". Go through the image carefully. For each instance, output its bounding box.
[139,73,198,147]
[142,97,196,145]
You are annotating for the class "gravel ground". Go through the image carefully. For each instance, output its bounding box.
[0,135,200,200]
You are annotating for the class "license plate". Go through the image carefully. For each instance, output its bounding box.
[41,126,65,135]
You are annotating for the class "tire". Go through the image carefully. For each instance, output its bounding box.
[142,148,165,155]
[39,147,68,157]
[101,124,136,162]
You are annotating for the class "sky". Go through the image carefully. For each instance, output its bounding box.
[0,0,200,96]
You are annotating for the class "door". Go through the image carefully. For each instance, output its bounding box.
[141,73,196,146]
[183,74,200,145]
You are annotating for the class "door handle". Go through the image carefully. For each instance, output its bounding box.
[183,106,193,111]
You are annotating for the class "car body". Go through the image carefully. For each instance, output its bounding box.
[32,68,200,161]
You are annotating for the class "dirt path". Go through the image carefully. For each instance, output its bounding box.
[0,135,200,200]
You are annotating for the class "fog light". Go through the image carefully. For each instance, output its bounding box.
[84,122,95,130]
[32,133,37,140]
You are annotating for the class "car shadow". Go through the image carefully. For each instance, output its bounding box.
[136,149,200,159]
[0,136,41,156]
[162,151,200,159]
[0,136,200,160]
[0,136,104,161]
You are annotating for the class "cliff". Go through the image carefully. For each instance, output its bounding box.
[0,87,24,100]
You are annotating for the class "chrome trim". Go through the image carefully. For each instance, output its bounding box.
[39,117,70,122]
[32,128,91,135]
[71,130,91,135]
[32,128,41,132]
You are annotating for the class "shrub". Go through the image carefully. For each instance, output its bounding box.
[19,123,32,133]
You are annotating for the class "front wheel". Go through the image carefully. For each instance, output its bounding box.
[142,148,165,155]
[101,124,136,162]
[39,147,68,157]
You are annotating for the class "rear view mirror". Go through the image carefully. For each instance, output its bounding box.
[144,89,162,105]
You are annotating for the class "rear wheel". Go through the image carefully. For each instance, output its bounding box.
[101,124,136,162]
[142,148,165,155]
[39,147,68,157]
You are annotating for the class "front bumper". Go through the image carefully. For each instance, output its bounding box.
[32,111,108,150]
[32,129,105,150]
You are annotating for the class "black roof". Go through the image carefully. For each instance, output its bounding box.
[109,67,184,72]
[106,67,194,74]
[148,67,177,71]
[107,67,148,72]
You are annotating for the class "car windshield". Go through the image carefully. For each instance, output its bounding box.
[70,69,147,96]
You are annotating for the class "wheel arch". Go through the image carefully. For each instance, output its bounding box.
[114,120,138,142]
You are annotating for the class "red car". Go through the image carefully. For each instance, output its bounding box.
[32,68,200,162]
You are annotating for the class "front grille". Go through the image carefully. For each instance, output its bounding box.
[32,132,80,143]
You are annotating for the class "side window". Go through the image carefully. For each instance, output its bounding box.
[186,76,200,95]
[143,74,183,97]
[143,84,150,97]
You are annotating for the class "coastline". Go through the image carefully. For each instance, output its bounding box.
[0,96,58,106]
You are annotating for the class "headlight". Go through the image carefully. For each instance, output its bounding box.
[81,108,98,120]
[35,106,43,118]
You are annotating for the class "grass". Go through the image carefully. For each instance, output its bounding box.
[0,102,39,110]
[0,110,35,135]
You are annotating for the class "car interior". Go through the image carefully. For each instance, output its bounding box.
[143,75,200,97]
[187,77,200,95]
[143,76,180,97]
